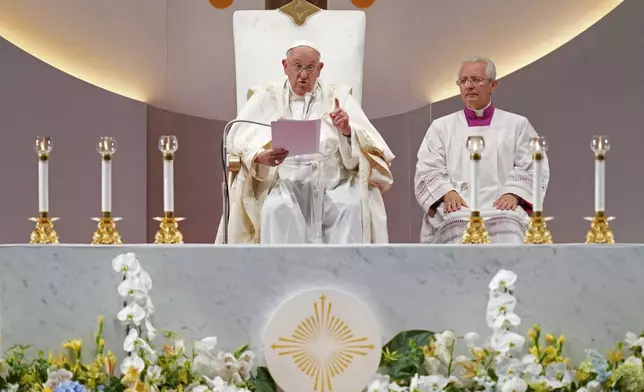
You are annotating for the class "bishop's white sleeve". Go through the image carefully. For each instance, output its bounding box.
[414,122,456,214]
[499,118,550,210]
[337,129,359,170]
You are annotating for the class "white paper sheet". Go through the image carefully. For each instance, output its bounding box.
[270,119,321,156]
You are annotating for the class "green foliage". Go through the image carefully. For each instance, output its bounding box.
[377,329,435,386]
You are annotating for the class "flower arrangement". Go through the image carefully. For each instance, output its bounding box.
[0,253,277,392]
[368,270,644,392]
[1,254,643,392]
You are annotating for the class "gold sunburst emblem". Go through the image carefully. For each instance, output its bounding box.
[271,295,375,391]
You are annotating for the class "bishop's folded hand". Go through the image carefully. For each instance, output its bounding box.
[255,148,289,167]
[330,98,351,136]
[493,193,518,210]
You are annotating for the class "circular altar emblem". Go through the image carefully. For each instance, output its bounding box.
[264,289,381,392]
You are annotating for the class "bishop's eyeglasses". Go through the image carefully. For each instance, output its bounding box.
[456,77,489,87]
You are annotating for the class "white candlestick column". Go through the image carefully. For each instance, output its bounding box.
[470,157,480,211]
[163,158,174,211]
[595,157,605,212]
[533,158,543,212]
[102,158,112,211]
[38,159,49,212]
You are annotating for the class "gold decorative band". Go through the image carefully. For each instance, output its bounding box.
[595,211,606,218]
[101,211,112,219]
[38,154,49,161]
[102,154,112,161]
[471,152,481,161]
[470,210,480,218]
[228,155,241,173]
[163,153,174,161]
[163,211,174,219]
[39,211,49,218]
[596,153,605,161]
[532,211,543,218]
[532,152,543,161]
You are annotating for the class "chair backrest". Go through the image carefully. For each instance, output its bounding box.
[232,2,366,114]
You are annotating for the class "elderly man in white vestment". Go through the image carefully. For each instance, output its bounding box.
[216,42,394,244]
[414,57,549,244]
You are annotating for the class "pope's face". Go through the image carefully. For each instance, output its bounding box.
[458,62,497,110]
[282,46,324,96]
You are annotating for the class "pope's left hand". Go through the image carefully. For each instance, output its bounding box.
[330,98,351,136]
[493,193,519,210]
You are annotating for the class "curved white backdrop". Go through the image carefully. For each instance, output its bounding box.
[0,0,622,119]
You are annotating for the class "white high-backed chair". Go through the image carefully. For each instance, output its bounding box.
[226,0,366,180]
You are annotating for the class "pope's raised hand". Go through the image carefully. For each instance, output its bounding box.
[330,98,351,136]
[255,148,289,167]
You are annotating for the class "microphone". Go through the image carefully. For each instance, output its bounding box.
[221,119,271,244]
[303,92,313,120]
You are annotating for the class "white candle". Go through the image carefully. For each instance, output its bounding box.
[38,159,48,212]
[470,158,479,211]
[595,158,605,212]
[533,158,543,212]
[102,158,112,211]
[163,159,174,211]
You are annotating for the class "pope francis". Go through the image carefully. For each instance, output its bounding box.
[216,42,394,244]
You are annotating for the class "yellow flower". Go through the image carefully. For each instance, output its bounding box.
[44,388,54,392]
[545,346,557,357]
[529,346,539,358]
[461,361,479,379]
[63,339,82,352]
[558,335,566,346]
[106,351,117,376]
[528,329,537,340]
[530,381,548,392]
[545,334,556,345]
[577,369,590,382]
[608,349,623,364]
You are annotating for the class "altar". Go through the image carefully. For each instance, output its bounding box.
[1,243,642,366]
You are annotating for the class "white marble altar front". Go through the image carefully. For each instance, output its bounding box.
[1,244,642,363]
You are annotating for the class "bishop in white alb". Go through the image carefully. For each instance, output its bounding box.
[414,57,550,243]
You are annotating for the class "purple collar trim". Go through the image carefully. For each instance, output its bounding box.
[464,103,495,127]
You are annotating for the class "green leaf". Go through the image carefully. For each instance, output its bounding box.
[253,366,277,392]
[234,344,250,358]
[381,330,435,361]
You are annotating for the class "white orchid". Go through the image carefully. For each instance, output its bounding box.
[499,376,527,392]
[544,362,573,389]
[488,269,517,294]
[120,354,145,374]
[112,252,141,276]
[411,374,449,392]
[625,331,644,350]
[117,302,146,326]
[367,374,393,392]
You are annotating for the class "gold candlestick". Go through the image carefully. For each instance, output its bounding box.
[461,211,491,244]
[29,212,59,244]
[92,212,123,244]
[585,135,615,244]
[154,136,184,244]
[585,211,615,244]
[30,136,59,244]
[154,212,184,244]
[524,137,553,244]
[92,137,122,244]
[461,136,491,244]
[524,212,553,244]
